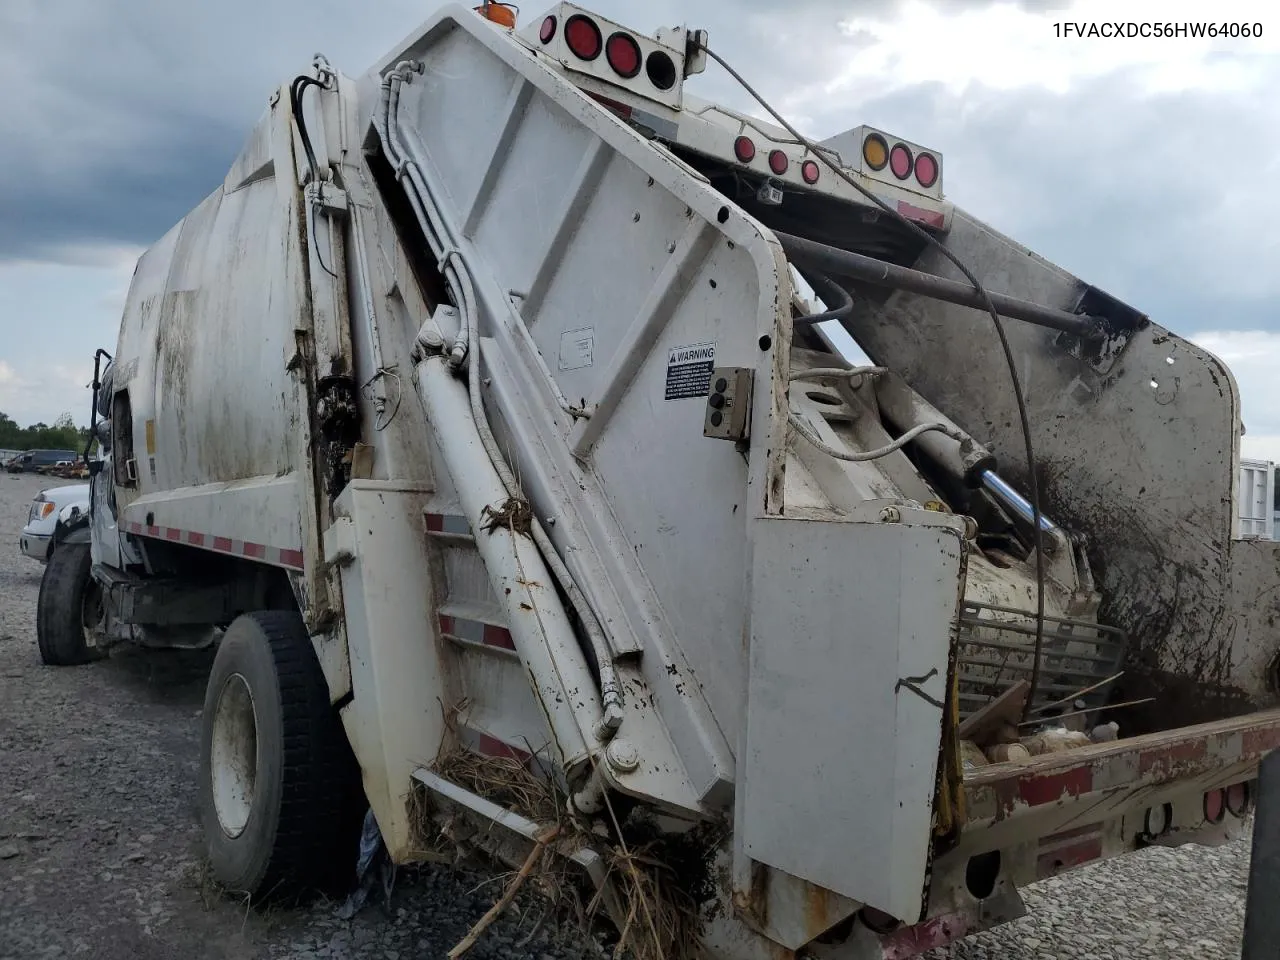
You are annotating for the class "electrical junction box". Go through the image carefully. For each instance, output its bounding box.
[703,367,753,441]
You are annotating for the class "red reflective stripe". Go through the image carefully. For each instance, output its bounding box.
[896,200,945,229]
[425,513,444,532]
[482,624,516,651]
[1138,740,1207,777]
[125,521,302,568]
[438,614,455,635]
[1018,767,1093,807]
[1243,726,1280,759]
[476,734,530,764]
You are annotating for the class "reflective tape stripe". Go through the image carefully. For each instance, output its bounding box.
[425,513,471,536]
[438,613,515,651]
[124,521,304,571]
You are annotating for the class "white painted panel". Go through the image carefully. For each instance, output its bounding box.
[333,482,443,861]
[741,515,964,923]
[122,474,303,554]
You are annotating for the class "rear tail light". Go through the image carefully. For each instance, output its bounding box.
[914,152,939,188]
[801,159,820,184]
[645,50,677,91]
[734,136,756,163]
[768,150,789,175]
[863,133,888,171]
[889,143,913,180]
[605,32,642,79]
[1204,788,1226,823]
[564,14,602,61]
[1226,781,1251,817]
[539,15,557,44]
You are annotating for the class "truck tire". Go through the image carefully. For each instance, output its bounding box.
[36,543,101,666]
[198,610,359,902]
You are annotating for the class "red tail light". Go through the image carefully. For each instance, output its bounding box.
[801,160,820,184]
[564,14,602,61]
[539,15,557,44]
[914,152,939,188]
[889,143,913,180]
[605,32,641,78]
[1226,781,1250,817]
[1204,788,1225,823]
[768,150,789,175]
[734,136,756,163]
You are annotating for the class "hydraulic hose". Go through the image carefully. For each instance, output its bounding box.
[376,63,625,742]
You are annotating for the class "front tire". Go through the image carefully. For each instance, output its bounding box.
[36,543,101,666]
[198,610,359,902]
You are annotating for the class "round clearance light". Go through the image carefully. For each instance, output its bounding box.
[889,143,913,180]
[734,136,756,163]
[915,151,939,188]
[1226,781,1250,818]
[1204,788,1225,824]
[862,133,888,171]
[801,159,820,184]
[605,32,642,79]
[768,150,789,175]
[564,14,602,61]
[539,15,557,44]
[645,50,677,90]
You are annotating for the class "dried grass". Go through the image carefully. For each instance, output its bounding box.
[419,741,710,960]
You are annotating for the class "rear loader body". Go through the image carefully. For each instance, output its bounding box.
[46,4,1280,956]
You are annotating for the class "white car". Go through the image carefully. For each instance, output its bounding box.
[20,483,91,562]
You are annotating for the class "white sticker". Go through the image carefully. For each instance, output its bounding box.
[665,341,716,400]
[559,327,595,371]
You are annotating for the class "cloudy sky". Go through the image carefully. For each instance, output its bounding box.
[1,0,1276,455]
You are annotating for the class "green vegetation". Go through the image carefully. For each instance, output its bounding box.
[0,411,90,454]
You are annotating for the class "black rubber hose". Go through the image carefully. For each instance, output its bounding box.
[697,40,1050,722]
[796,271,854,326]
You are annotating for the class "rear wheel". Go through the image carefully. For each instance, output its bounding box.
[198,610,361,902]
[36,543,102,666]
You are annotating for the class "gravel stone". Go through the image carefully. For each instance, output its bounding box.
[0,472,1259,959]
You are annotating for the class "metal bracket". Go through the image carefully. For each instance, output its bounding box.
[306,181,350,218]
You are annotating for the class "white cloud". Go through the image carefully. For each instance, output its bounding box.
[0,359,89,428]
[1189,330,1280,443]
[830,0,1278,100]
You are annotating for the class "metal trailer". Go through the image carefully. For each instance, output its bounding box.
[1238,458,1275,540]
[37,4,1280,956]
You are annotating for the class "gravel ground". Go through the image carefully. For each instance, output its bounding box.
[0,471,1258,959]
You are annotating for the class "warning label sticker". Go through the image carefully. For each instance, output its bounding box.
[665,341,716,401]
[558,327,595,371]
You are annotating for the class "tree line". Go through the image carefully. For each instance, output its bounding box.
[0,411,90,453]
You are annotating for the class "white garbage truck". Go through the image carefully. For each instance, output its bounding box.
[37,3,1280,956]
